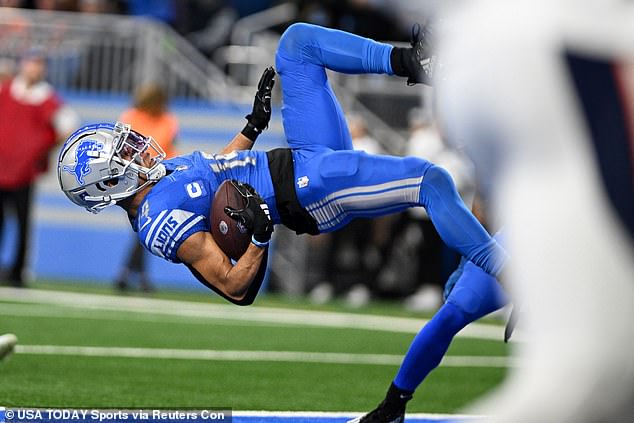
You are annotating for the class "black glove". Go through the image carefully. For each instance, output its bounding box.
[241,67,276,142]
[224,181,274,246]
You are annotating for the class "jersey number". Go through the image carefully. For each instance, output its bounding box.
[186,182,203,198]
[209,151,256,174]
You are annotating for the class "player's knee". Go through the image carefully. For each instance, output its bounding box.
[425,165,458,195]
[420,165,461,204]
[278,23,316,58]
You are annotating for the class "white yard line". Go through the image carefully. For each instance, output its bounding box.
[0,303,293,328]
[15,345,514,368]
[0,288,506,340]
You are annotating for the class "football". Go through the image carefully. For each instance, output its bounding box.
[210,180,252,260]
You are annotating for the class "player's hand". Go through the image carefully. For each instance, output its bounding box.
[224,181,273,246]
[242,67,276,141]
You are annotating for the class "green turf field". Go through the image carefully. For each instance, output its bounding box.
[0,283,510,413]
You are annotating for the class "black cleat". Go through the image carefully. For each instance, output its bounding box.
[348,400,406,423]
[407,23,436,86]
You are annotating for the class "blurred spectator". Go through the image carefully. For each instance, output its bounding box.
[183,0,238,57]
[114,83,179,292]
[0,58,16,82]
[0,0,30,42]
[77,0,109,14]
[34,0,77,11]
[347,113,382,155]
[0,47,79,286]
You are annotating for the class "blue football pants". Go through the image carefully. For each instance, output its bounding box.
[275,23,506,276]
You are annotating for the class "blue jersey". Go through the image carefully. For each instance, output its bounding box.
[134,150,279,263]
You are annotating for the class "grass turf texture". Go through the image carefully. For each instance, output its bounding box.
[1,356,505,412]
[0,283,509,412]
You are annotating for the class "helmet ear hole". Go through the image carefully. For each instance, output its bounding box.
[104,178,119,187]
[96,178,119,191]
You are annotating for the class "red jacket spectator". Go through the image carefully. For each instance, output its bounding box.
[0,50,77,286]
[0,77,62,188]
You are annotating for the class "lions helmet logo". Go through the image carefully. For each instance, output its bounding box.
[63,139,104,184]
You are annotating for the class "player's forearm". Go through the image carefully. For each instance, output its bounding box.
[222,244,267,299]
[220,133,255,154]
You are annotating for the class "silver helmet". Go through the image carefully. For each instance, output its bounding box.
[58,121,166,213]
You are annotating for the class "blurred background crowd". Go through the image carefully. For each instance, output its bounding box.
[1,0,413,47]
[0,0,482,311]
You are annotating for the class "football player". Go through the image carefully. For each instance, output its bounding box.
[58,23,507,306]
[436,0,634,422]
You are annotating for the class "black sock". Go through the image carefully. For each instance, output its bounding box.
[390,47,413,78]
[384,382,414,408]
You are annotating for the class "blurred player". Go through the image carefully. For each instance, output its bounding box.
[0,333,17,361]
[57,23,507,306]
[435,0,634,421]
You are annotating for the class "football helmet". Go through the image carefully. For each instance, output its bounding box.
[58,121,166,213]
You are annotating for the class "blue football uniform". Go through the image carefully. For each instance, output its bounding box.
[135,23,507,281]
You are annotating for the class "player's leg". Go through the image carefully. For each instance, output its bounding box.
[275,23,391,153]
[275,23,426,154]
[10,185,32,285]
[395,260,508,390]
[419,165,507,276]
[295,150,506,276]
[0,189,5,275]
[277,23,395,76]
[350,256,508,423]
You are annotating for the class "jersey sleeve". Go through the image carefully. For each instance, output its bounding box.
[138,209,207,263]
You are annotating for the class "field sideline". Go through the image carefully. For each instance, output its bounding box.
[0,284,510,419]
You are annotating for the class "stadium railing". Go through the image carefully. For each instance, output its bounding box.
[0,7,252,102]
